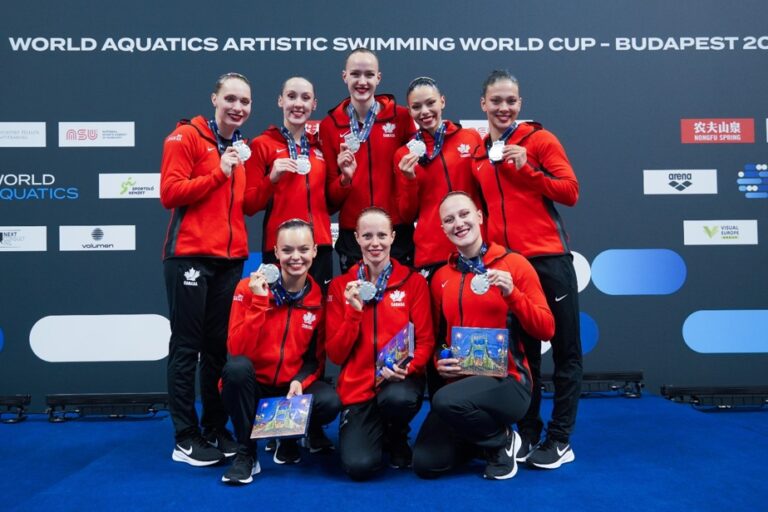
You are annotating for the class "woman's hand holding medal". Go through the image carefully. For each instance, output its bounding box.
[486,269,514,296]
[270,158,299,183]
[501,144,527,170]
[248,271,269,297]
[337,142,357,185]
[219,146,242,177]
[344,280,364,312]
[398,152,420,180]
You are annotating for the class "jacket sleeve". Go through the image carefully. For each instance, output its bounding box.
[394,146,420,223]
[502,256,555,341]
[324,278,363,365]
[320,117,353,210]
[508,130,579,207]
[227,280,269,362]
[407,275,435,375]
[243,139,275,216]
[292,308,325,389]
[160,127,229,209]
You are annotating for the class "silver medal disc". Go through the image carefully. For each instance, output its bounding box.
[406,139,427,158]
[359,280,377,302]
[470,273,490,295]
[233,140,251,162]
[344,133,360,153]
[295,155,311,175]
[488,141,505,163]
[259,264,280,284]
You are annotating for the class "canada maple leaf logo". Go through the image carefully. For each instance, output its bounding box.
[184,268,200,282]
[390,290,405,302]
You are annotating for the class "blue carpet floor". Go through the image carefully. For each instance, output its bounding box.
[1,395,765,512]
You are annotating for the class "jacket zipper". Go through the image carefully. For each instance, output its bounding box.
[493,163,512,248]
[372,301,378,389]
[458,273,466,326]
[305,174,314,226]
[272,305,293,386]
[226,171,235,257]
[440,152,453,191]
[367,142,374,206]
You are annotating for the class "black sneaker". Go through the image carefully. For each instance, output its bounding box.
[172,434,225,467]
[273,439,301,464]
[265,439,277,452]
[221,453,261,485]
[204,428,238,457]
[526,438,575,469]
[483,429,520,480]
[306,428,335,454]
[515,434,540,462]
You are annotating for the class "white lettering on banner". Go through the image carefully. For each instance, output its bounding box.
[59,225,136,251]
[0,226,47,252]
[99,173,160,199]
[0,122,46,147]
[58,122,134,147]
[683,220,758,245]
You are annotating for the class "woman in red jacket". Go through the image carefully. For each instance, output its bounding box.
[394,76,482,280]
[220,219,341,485]
[412,192,554,480]
[161,72,256,468]
[326,207,434,480]
[245,77,333,289]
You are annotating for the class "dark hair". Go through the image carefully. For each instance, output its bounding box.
[481,69,519,96]
[356,206,393,231]
[406,76,441,99]
[344,47,378,68]
[276,218,315,241]
[280,76,315,96]
[439,190,475,209]
[213,72,251,93]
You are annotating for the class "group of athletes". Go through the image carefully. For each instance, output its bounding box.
[159,48,582,485]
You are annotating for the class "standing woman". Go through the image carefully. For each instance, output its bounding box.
[472,69,582,469]
[326,207,434,481]
[320,48,415,273]
[394,76,483,280]
[221,219,341,485]
[160,72,255,466]
[413,192,554,480]
[245,77,333,289]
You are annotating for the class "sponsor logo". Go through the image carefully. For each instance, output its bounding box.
[305,120,320,135]
[555,294,568,302]
[233,293,244,302]
[683,220,758,245]
[382,122,396,137]
[389,290,406,306]
[737,164,768,199]
[0,173,79,200]
[99,173,159,199]
[460,120,489,138]
[457,143,471,157]
[177,444,194,456]
[0,122,46,147]
[0,226,47,251]
[184,268,200,286]
[59,225,136,251]
[680,118,755,144]
[302,312,317,330]
[643,169,718,195]
[58,122,135,147]
[275,148,287,154]
[165,134,182,143]
[556,444,570,457]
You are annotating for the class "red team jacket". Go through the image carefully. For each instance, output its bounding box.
[430,243,555,387]
[244,126,333,251]
[227,275,325,390]
[325,260,435,405]
[320,94,413,229]
[160,115,252,259]
[471,122,579,257]
[394,121,483,268]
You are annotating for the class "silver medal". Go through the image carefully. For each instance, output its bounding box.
[406,139,427,158]
[233,140,251,162]
[488,141,505,163]
[359,280,377,302]
[259,264,280,284]
[344,133,360,153]
[470,273,490,295]
[295,155,311,175]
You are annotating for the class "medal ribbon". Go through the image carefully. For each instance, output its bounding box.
[457,243,489,275]
[208,119,242,154]
[346,101,379,144]
[415,121,447,165]
[357,262,393,303]
[270,273,309,307]
[278,126,310,160]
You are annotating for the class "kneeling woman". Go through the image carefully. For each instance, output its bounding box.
[413,192,554,480]
[326,207,435,481]
[221,219,341,485]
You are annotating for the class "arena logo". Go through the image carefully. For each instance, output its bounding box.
[643,169,717,195]
[0,173,79,200]
[99,173,160,199]
[737,164,767,199]
[683,220,758,245]
[0,226,47,251]
[58,122,135,147]
[680,118,755,144]
[0,122,46,148]
[59,225,136,251]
